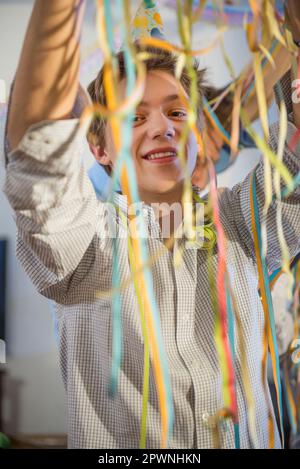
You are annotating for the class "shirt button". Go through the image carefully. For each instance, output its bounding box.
[202,411,216,429]
[192,359,198,367]
[220,419,229,432]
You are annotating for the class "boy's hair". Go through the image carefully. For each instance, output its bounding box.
[87,43,207,176]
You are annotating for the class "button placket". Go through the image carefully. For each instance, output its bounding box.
[174,248,197,369]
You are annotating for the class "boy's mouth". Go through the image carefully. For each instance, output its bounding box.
[142,147,177,164]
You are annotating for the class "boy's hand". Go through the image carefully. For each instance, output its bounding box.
[191,124,224,189]
[285,0,300,44]
[284,1,300,128]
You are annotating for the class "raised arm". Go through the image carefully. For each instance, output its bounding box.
[7,0,85,149]
[285,0,300,128]
[3,0,104,302]
[192,28,292,189]
[217,1,300,274]
[241,44,291,124]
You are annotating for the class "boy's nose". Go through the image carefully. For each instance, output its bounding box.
[147,114,175,140]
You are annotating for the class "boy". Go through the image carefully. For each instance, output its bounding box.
[4,0,300,448]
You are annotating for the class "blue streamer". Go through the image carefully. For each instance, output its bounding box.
[105,0,174,444]
[226,285,240,449]
[252,173,284,440]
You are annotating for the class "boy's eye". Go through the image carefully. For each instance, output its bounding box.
[132,115,145,123]
[170,110,187,118]
[130,110,187,124]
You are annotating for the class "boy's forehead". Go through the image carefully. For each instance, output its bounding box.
[119,69,188,104]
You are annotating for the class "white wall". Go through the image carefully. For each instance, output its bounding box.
[0,0,263,434]
[0,0,68,435]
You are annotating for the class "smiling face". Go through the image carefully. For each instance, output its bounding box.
[96,70,199,201]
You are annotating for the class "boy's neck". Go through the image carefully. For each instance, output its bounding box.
[138,181,184,207]
[139,182,185,249]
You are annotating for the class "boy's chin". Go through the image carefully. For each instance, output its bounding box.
[143,178,185,194]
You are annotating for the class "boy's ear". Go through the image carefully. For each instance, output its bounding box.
[89,143,111,166]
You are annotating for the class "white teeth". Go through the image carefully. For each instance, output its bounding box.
[146,151,176,160]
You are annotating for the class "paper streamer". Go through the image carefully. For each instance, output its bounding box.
[74,0,300,449]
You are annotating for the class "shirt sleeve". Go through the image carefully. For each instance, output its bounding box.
[219,70,300,273]
[3,118,101,302]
